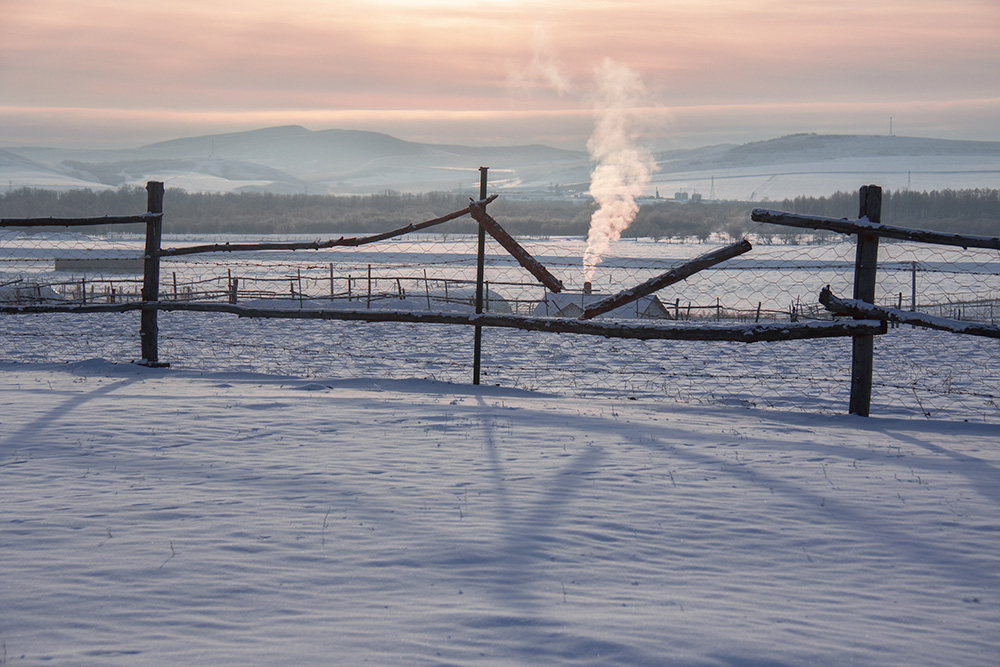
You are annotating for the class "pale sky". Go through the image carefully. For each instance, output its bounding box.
[2,0,998,150]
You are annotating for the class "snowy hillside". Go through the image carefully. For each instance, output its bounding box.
[0,149,115,192]
[3,128,999,198]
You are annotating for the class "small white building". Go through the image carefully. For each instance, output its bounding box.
[532,292,670,319]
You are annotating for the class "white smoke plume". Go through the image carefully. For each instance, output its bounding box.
[582,59,655,284]
[508,24,573,97]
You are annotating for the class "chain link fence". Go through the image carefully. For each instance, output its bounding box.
[2,210,997,422]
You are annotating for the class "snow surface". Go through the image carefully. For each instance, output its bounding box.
[2,359,998,665]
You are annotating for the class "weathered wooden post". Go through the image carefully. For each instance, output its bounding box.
[473,166,488,385]
[140,181,164,365]
[849,185,882,416]
[424,269,432,309]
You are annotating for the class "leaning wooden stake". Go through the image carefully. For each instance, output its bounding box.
[579,239,752,320]
[467,198,564,293]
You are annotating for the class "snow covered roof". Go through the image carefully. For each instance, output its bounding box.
[532,291,670,319]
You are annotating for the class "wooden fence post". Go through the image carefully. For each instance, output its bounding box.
[473,166,488,385]
[424,269,431,309]
[140,181,164,365]
[849,185,881,416]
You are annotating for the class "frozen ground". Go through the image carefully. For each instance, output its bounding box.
[2,359,998,665]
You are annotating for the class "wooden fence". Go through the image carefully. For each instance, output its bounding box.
[4,179,996,416]
[752,185,1000,415]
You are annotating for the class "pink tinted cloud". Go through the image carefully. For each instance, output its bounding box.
[0,0,997,147]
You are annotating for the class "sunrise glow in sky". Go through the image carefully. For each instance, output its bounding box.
[1,0,998,149]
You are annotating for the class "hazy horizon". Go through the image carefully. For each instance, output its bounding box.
[2,0,999,152]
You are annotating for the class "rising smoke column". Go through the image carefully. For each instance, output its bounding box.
[508,24,573,97]
[583,59,655,285]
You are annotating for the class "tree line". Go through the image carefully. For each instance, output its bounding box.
[1,186,996,239]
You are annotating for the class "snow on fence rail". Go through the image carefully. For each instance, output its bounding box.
[2,181,998,421]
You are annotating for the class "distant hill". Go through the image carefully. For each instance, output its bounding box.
[3,128,998,199]
[0,149,108,191]
[649,133,1000,201]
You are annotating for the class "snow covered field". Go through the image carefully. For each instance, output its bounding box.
[647,154,1000,202]
[2,359,998,665]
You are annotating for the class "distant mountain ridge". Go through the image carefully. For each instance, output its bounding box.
[655,133,1000,170]
[2,127,998,200]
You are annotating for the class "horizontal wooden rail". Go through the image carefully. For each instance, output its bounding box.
[751,209,1000,250]
[159,196,498,257]
[0,213,162,228]
[0,302,148,314]
[0,300,886,342]
[819,286,1000,339]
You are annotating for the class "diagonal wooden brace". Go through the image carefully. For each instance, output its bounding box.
[467,198,564,293]
[579,239,752,320]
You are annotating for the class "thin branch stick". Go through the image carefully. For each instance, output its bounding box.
[580,239,752,320]
[819,286,1000,339]
[159,195,498,257]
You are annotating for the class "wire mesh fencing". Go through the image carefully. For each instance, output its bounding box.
[1,216,998,422]
[0,224,147,305]
[866,240,999,420]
